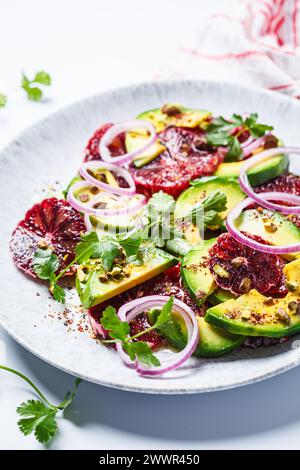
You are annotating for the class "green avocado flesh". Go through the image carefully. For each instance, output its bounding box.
[175,176,245,224]
[125,106,211,168]
[215,153,289,186]
[205,259,300,337]
[207,289,237,306]
[148,310,243,358]
[76,243,177,308]
[181,239,216,305]
[235,208,300,260]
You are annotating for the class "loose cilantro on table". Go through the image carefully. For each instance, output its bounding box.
[100,296,175,367]
[0,365,81,444]
[205,112,273,161]
[0,93,7,108]
[22,71,51,102]
[0,70,51,108]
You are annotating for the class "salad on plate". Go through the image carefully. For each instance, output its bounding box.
[9,103,300,377]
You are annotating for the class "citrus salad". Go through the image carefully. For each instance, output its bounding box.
[9,103,300,376]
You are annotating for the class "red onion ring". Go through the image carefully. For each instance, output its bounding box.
[242,134,267,158]
[226,193,300,254]
[239,147,300,214]
[241,135,254,149]
[79,161,136,196]
[116,296,199,376]
[67,180,146,217]
[99,120,157,166]
[87,311,107,338]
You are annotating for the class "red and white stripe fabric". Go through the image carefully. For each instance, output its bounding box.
[158,0,300,98]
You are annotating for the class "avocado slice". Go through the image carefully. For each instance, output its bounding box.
[76,242,177,308]
[181,239,216,305]
[125,106,211,168]
[235,208,300,260]
[125,130,166,168]
[138,106,211,133]
[148,310,243,357]
[207,288,237,306]
[215,153,289,186]
[205,259,300,337]
[174,176,245,224]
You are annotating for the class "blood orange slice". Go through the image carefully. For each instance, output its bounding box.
[10,198,86,278]
[208,233,286,296]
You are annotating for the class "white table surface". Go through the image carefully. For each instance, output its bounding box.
[1,0,300,450]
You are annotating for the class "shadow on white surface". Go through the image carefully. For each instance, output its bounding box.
[7,335,300,443]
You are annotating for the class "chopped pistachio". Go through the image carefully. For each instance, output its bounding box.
[264,221,277,233]
[38,239,48,249]
[161,103,183,116]
[231,257,246,267]
[285,280,298,292]
[240,311,251,320]
[263,297,275,306]
[276,308,290,324]
[239,277,252,293]
[99,273,108,282]
[79,193,90,203]
[213,264,230,278]
[77,268,86,282]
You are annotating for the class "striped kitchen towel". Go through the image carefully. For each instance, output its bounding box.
[157,0,300,98]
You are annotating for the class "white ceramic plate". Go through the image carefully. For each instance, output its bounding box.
[1,80,300,394]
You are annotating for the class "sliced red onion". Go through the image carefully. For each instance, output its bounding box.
[68,180,146,217]
[242,134,267,158]
[84,213,93,232]
[239,146,300,214]
[99,120,157,165]
[80,161,136,196]
[116,296,199,376]
[226,193,300,254]
[87,311,107,338]
[241,135,254,149]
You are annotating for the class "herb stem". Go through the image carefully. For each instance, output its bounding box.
[0,365,56,409]
[100,324,157,344]
[55,245,91,282]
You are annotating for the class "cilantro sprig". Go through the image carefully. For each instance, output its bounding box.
[33,232,142,304]
[0,70,51,108]
[206,113,273,161]
[100,296,175,367]
[0,365,81,444]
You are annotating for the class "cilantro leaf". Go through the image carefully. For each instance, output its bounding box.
[124,342,161,367]
[245,113,273,137]
[98,241,121,271]
[154,296,174,328]
[21,70,51,102]
[33,71,51,86]
[33,249,66,303]
[206,112,272,161]
[201,190,227,213]
[226,136,243,161]
[0,93,7,108]
[51,282,66,303]
[1,366,82,445]
[34,413,58,443]
[76,233,121,271]
[33,249,59,279]
[75,232,98,262]
[147,191,176,216]
[118,236,142,257]
[17,400,57,443]
[100,306,130,341]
